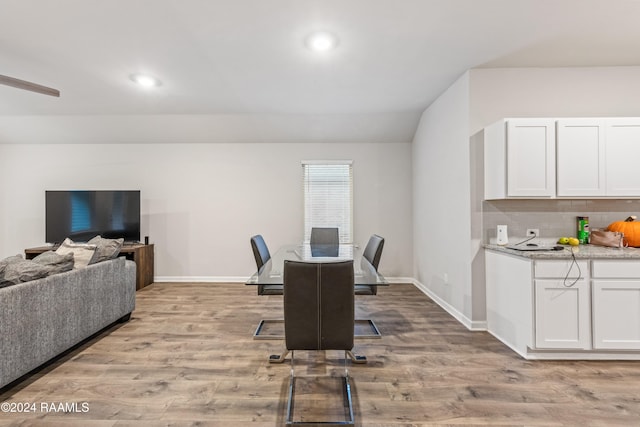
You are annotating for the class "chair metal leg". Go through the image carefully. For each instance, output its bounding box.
[346,350,367,364]
[268,349,290,363]
[271,349,366,365]
[257,318,380,339]
[285,351,296,424]
[285,350,355,426]
[354,318,382,339]
[253,319,285,340]
[343,350,354,425]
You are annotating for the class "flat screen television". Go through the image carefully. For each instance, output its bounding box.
[46,190,141,244]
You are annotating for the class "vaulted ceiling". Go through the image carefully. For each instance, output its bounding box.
[2,0,640,144]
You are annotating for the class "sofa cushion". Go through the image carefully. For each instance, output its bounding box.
[32,250,75,275]
[0,259,50,287]
[55,238,97,269]
[88,235,124,264]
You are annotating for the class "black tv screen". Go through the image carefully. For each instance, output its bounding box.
[46,190,141,244]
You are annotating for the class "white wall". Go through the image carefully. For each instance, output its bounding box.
[411,65,640,329]
[469,66,640,134]
[465,65,640,326]
[0,141,412,281]
[412,72,477,326]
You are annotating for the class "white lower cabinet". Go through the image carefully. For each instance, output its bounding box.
[534,279,591,349]
[534,259,591,350]
[486,250,640,358]
[485,251,533,355]
[592,260,640,350]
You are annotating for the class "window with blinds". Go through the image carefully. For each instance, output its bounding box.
[302,160,353,243]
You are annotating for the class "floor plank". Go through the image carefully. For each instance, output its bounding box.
[1,283,640,426]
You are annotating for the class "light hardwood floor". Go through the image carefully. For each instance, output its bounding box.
[1,282,639,426]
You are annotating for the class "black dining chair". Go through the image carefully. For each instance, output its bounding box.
[355,234,385,295]
[270,259,366,425]
[250,234,282,296]
[250,235,284,340]
[310,227,339,246]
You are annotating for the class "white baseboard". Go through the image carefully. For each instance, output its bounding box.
[385,276,416,284]
[410,278,487,331]
[154,276,416,284]
[154,276,248,283]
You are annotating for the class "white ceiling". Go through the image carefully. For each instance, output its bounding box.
[1,0,640,143]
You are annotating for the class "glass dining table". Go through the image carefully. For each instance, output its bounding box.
[246,243,388,339]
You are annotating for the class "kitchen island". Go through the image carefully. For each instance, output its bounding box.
[485,243,640,359]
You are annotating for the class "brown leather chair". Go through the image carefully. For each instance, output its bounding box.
[355,234,384,295]
[271,259,365,425]
[284,260,354,351]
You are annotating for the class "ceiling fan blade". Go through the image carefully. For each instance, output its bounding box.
[0,74,60,97]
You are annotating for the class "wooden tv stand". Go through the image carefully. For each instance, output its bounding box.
[25,243,154,291]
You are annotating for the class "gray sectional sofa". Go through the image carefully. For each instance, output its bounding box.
[0,256,136,389]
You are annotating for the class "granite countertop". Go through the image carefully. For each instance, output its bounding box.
[484,243,640,259]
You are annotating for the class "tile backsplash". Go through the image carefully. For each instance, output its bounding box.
[483,199,640,242]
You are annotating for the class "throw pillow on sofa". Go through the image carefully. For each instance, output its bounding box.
[1,258,50,287]
[55,238,97,269]
[0,254,23,275]
[88,235,124,264]
[0,254,25,288]
[32,250,74,275]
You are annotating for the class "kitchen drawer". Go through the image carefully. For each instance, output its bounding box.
[592,260,640,278]
[534,260,588,279]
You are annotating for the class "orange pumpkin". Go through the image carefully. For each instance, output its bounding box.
[606,216,640,247]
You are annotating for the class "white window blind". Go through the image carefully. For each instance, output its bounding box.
[302,161,353,243]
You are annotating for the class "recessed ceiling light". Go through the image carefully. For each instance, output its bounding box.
[305,31,338,52]
[130,73,161,88]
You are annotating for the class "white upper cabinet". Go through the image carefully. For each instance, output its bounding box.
[556,119,606,196]
[605,118,640,196]
[507,119,556,197]
[483,120,507,200]
[484,118,556,199]
[484,117,640,199]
